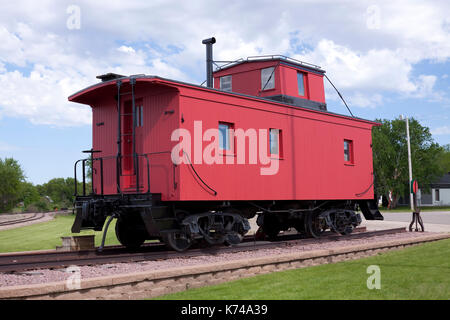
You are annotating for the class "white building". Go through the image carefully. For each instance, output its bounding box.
[419,173,450,206]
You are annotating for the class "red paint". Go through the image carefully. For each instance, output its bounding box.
[213,59,326,104]
[213,60,282,98]
[411,180,418,194]
[70,73,379,203]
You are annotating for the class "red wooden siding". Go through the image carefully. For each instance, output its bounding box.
[70,76,377,204]
[213,60,326,104]
[92,95,118,195]
[213,61,282,98]
[177,84,374,201]
[86,81,180,200]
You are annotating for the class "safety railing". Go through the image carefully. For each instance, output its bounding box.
[74,154,151,196]
[214,55,323,72]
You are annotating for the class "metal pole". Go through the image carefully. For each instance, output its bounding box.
[206,44,213,87]
[405,116,414,211]
[202,37,216,88]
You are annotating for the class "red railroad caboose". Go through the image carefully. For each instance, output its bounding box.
[70,38,382,251]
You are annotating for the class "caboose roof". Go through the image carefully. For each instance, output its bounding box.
[68,75,379,126]
[213,55,326,75]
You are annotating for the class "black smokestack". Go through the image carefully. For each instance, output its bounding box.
[202,37,216,88]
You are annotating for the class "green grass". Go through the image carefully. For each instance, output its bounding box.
[156,238,450,300]
[0,215,121,253]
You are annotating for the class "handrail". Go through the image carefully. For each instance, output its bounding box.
[73,153,156,197]
[246,55,323,70]
[100,157,104,195]
[214,55,323,72]
[142,154,151,193]
[74,159,87,196]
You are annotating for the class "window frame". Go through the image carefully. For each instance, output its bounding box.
[218,122,235,155]
[344,139,354,164]
[136,105,144,127]
[261,67,275,91]
[297,72,306,97]
[269,128,283,158]
[220,75,232,92]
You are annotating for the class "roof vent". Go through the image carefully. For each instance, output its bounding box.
[202,37,216,88]
[96,73,126,82]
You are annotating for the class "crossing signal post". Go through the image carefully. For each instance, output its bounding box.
[409,179,424,232]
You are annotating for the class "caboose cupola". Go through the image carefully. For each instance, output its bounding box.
[213,56,327,111]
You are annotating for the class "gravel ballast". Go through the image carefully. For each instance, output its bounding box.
[0,231,443,288]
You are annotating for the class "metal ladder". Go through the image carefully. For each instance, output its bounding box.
[116,77,140,193]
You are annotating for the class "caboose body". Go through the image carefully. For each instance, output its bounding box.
[70,38,382,251]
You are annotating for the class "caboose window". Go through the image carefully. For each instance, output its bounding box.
[297,72,305,96]
[261,67,275,90]
[270,129,280,155]
[220,75,232,92]
[136,105,144,127]
[344,140,353,163]
[219,123,231,150]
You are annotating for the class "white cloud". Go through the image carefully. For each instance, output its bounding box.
[0,140,19,152]
[117,45,136,54]
[347,93,383,109]
[0,67,92,126]
[294,40,415,92]
[432,126,450,135]
[0,25,26,66]
[0,0,450,124]
[293,39,447,108]
[411,75,438,99]
[0,22,192,126]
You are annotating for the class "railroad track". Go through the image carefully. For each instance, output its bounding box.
[0,227,406,273]
[0,213,45,227]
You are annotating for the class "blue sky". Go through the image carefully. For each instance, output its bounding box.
[0,0,449,185]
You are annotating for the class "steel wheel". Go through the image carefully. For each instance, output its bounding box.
[162,230,192,252]
[223,209,245,246]
[115,218,146,250]
[262,214,281,240]
[305,211,327,238]
[224,231,243,246]
[333,211,354,235]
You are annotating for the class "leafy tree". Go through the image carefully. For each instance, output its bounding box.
[437,144,450,173]
[36,177,89,208]
[19,182,40,208]
[372,118,444,208]
[37,178,76,206]
[0,158,25,212]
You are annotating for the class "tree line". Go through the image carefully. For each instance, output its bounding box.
[372,118,450,208]
[0,158,88,213]
[1,117,449,213]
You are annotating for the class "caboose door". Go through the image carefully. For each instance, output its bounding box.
[120,98,143,192]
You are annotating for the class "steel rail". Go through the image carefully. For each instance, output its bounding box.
[0,227,406,273]
[0,213,45,227]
